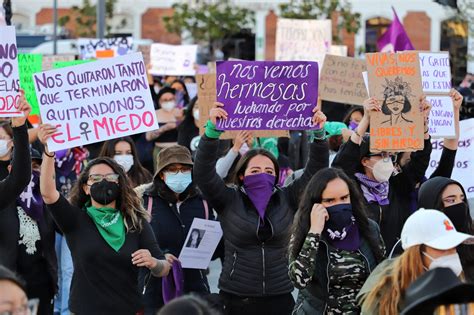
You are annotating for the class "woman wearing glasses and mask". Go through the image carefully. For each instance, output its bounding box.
[332,96,432,252]
[38,124,171,315]
[136,145,218,314]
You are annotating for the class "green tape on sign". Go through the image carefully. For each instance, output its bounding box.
[53,59,94,69]
[18,54,43,115]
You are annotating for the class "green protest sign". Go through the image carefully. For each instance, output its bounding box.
[18,54,43,115]
[53,59,94,69]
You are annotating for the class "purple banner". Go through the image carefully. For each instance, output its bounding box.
[216,61,319,130]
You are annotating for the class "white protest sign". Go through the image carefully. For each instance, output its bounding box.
[427,95,456,138]
[42,55,75,71]
[419,52,451,93]
[77,37,133,60]
[0,26,21,117]
[178,218,223,270]
[330,45,348,57]
[34,52,158,152]
[185,82,198,99]
[275,18,331,66]
[362,71,369,95]
[426,119,474,199]
[149,43,197,76]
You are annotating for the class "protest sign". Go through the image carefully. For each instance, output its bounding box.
[329,45,348,57]
[362,71,369,95]
[0,26,21,117]
[137,45,151,66]
[275,18,331,65]
[419,51,455,138]
[366,51,424,152]
[34,52,157,152]
[196,74,288,139]
[178,218,223,269]
[18,54,42,115]
[185,82,198,99]
[426,118,474,199]
[42,55,75,71]
[319,55,368,105]
[53,59,94,69]
[149,43,197,76]
[77,37,133,60]
[216,60,318,131]
[426,95,455,138]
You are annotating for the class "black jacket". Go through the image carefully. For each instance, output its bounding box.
[193,135,328,297]
[139,183,216,309]
[332,138,432,251]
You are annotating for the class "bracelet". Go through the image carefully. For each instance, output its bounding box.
[353,130,361,138]
[204,120,223,139]
[150,259,164,276]
[44,151,55,158]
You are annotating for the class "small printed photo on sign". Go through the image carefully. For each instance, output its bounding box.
[185,228,205,249]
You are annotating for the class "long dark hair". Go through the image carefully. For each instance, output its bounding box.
[289,167,384,262]
[232,148,280,186]
[343,106,364,126]
[171,79,190,106]
[69,157,149,231]
[98,137,152,187]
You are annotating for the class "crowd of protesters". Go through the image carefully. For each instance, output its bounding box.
[1,67,474,315]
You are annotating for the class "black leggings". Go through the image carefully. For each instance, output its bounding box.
[220,291,295,315]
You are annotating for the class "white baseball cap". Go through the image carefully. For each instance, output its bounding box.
[401,209,474,250]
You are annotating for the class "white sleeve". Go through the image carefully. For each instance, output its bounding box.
[216,149,239,179]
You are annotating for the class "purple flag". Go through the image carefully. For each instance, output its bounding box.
[216,60,319,131]
[377,8,414,52]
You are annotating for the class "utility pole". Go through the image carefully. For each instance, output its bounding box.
[97,0,105,38]
[53,0,57,54]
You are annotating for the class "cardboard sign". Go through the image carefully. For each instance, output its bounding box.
[419,51,455,138]
[0,26,21,117]
[196,74,288,139]
[426,118,474,199]
[34,52,157,152]
[137,45,151,66]
[366,51,424,152]
[149,43,197,76]
[42,55,75,71]
[19,54,42,115]
[319,55,368,106]
[216,61,319,131]
[77,37,133,60]
[275,18,331,65]
[426,95,455,138]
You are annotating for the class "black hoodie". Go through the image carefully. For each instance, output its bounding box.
[418,176,474,282]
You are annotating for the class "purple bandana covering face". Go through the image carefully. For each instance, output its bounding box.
[17,171,44,222]
[348,121,359,131]
[243,173,275,222]
[162,260,184,304]
[355,173,390,206]
[323,203,361,251]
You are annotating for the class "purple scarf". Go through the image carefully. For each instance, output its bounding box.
[162,260,184,304]
[355,173,389,206]
[17,171,44,222]
[243,173,276,222]
[55,149,75,177]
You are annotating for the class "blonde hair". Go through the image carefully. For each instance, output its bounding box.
[363,245,425,314]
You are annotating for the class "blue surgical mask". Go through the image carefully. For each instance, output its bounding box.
[164,171,192,194]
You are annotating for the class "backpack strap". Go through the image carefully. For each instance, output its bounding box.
[146,196,153,222]
[202,199,209,220]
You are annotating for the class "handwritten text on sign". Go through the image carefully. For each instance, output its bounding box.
[216,61,319,131]
[427,95,455,138]
[149,44,197,76]
[0,26,21,117]
[33,52,158,151]
[77,37,133,60]
[419,52,451,93]
[19,54,43,116]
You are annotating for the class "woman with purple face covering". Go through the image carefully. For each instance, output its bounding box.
[193,102,329,315]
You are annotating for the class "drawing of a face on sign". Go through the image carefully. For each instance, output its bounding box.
[381,76,413,126]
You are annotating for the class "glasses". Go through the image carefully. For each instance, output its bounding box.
[163,165,192,175]
[88,173,120,184]
[369,153,397,163]
[0,298,39,315]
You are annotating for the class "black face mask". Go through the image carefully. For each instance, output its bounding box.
[443,202,470,233]
[89,180,120,206]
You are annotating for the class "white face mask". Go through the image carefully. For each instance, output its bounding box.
[0,139,11,157]
[370,159,394,183]
[161,101,176,112]
[193,109,199,121]
[114,154,134,172]
[423,252,463,276]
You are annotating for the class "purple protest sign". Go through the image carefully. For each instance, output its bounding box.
[216,61,319,130]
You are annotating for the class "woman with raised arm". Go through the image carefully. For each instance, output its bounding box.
[38,124,170,315]
[193,102,328,315]
[0,90,32,208]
